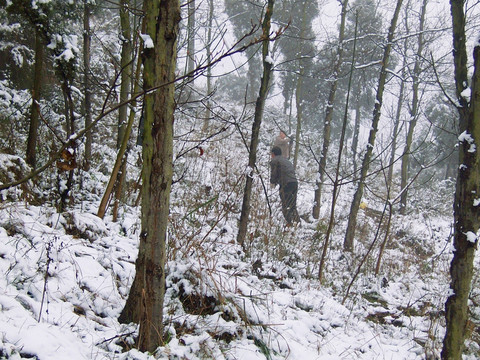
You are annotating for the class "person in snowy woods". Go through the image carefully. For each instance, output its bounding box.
[274,131,291,159]
[270,146,300,225]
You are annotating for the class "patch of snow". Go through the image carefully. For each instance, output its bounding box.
[140,34,154,49]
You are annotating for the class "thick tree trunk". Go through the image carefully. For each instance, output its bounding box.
[343,0,403,252]
[313,0,348,219]
[236,0,274,250]
[26,29,44,169]
[118,0,180,353]
[442,1,480,358]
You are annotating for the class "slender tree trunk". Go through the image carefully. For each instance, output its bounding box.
[203,0,214,131]
[113,158,127,222]
[399,0,427,214]
[318,12,357,282]
[83,0,92,170]
[236,0,275,250]
[97,22,144,220]
[351,93,361,176]
[26,29,44,169]
[112,0,134,219]
[374,202,393,275]
[58,77,76,212]
[293,71,303,170]
[118,0,180,353]
[292,1,309,170]
[343,0,403,252]
[313,0,348,219]
[187,0,195,78]
[375,40,406,274]
[442,1,480,358]
[117,0,132,149]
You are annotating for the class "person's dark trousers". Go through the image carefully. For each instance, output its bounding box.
[279,182,300,225]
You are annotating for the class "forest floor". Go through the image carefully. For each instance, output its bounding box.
[1,132,479,359]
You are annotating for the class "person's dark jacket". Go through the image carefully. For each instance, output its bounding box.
[270,156,297,188]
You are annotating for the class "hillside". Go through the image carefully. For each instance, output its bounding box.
[1,105,478,359]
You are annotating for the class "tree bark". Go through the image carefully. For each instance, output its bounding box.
[343,0,403,252]
[442,1,480,358]
[236,0,274,250]
[26,29,44,169]
[118,0,180,353]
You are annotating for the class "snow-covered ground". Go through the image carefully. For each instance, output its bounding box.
[1,143,478,360]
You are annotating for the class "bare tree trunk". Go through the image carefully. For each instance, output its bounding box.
[351,94,361,176]
[318,11,357,282]
[118,0,180,353]
[375,39,406,275]
[293,71,303,170]
[292,1,309,170]
[98,23,144,220]
[112,158,127,222]
[203,0,214,131]
[236,0,275,250]
[313,0,348,219]
[187,0,195,78]
[26,29,44,169]
[399,0,427,214]
[374,202,393,275]
[442,1,480,358]
[343,0,403,252]
[117,0,132,149]
[112,0,134,220]
[83,0,92,170]
[58,77,76,212]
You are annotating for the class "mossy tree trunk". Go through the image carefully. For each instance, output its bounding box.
[118,0,180,353]
[442,1,480,358]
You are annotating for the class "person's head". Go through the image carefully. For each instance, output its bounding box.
[279,131,286,139]
[271,146,282,157]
